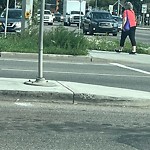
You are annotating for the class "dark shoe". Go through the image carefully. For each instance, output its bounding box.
[129,51,136,55]
[115,49,122,53]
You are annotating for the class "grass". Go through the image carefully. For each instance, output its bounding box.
[87,35,150,54]
[0,26,150,55]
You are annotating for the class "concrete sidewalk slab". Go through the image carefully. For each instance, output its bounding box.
[0,78,150,106]
[0,78,73,103]
[60,81,150,102]
[90,50,150,64]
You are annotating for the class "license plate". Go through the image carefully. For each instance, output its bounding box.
[100,23,109,26]
[44,16,49,19]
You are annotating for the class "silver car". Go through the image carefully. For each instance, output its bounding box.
[0,8,22,33]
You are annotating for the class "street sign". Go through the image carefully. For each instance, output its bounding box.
[142,4,147,14]
[25,0,33,19]
[109,5,113,14]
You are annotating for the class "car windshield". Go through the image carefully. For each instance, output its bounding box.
[1,10,22,19]
[93,12,112,19]
[71,11,83,15]
[55,13,61,16]
[37,10,51,15]
[113,16,123,22]
[44,11,51,15]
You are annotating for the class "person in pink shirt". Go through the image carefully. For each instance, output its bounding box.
[115,2,137,54]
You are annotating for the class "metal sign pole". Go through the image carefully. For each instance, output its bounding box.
[4,0,9,38]
[37,0,45,81]
[15,0,16,8]
[78,0,81,35]
[21,0,26,32]
[117,0,120,16]
[24,0,56,87]
[95,0,97,9]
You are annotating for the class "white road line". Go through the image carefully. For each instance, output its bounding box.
[15,102,33,107]
[1,68,150,78]
[111,63,150,75]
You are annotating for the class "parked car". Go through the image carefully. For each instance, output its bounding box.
[37,10,53,25]
[112,15,123,31]
[82,10,118,36]
[54,13,63,22]
[0,8,22,33]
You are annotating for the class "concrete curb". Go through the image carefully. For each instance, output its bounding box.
[0,51,119,64]
[1,89,150,107]
[0,52,92,62]
[0,78,150,107]
[0,90,74,103]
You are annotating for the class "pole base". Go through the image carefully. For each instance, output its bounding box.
[24,78,57,87]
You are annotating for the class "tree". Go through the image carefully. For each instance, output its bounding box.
[0,0,22,11]
[124,0,150,15]
[89,0,116,10]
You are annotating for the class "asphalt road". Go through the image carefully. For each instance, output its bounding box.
[0,58,150,92]
[0,101,150,150]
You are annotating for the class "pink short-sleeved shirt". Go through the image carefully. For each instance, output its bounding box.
[123,10,136,27]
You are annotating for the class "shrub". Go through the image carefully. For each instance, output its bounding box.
[0,26,150,55]
[43,26,89,55]
[0,26,89,55]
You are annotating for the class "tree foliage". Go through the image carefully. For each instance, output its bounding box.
[88,0,150,14]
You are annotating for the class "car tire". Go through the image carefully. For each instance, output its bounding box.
[48,23,53,25]
[83,26,87,35]
[89,26,93,35]
[64,22,68,26]
[113,33,117,36]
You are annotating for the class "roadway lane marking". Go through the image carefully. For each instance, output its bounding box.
[15,102,33,107]
[1,68,150,78]
[110,63,150,75]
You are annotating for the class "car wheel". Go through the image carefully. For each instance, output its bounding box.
[89,26,93,35]
[48,22,53,25]
[83,26,87,35]
[64,22,68,26]
[113,33,117,36]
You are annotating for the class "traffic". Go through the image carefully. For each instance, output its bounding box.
[0,0,122,35]
[0,0,149,38]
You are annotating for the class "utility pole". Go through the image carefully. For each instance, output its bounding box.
[15,0,16,8]
[37,0,45,81]
[95,0,97,9]
[21,0,26,32]
[4,0,9,38]
[78,0,81,34]
[117,0,120,16]
[24,0,56,87]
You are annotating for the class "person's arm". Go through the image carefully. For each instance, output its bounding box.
[122,10,127,30]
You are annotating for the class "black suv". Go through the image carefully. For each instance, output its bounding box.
[82,10,118,36]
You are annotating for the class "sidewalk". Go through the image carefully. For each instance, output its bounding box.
[0,51,150,106]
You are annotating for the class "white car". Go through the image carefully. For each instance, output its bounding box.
[37,10,53,25]
[112,15,123,31]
